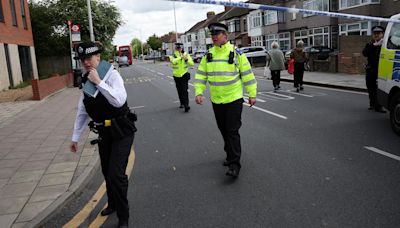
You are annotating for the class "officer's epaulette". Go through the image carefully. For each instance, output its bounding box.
[235,48,243,55]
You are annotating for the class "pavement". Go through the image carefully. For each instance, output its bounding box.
[0,66,366,228]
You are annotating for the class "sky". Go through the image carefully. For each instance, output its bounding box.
[111,0,242,46]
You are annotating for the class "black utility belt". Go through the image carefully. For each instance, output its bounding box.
[89,112,137,140]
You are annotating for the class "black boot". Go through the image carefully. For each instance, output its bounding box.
[100,207,115,216]
[226,164,240,178]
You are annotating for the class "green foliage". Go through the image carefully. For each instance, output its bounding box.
[29,0,122,59]
[130,38,143,57]
[147,34,162,51]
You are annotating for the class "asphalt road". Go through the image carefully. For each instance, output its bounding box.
[47,62,400,228]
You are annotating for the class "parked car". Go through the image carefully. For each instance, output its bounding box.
[284,46,334,69]
[118,55,129,67]
[193,51,206,63]
[239,46,268,58]
[304,46,334,60]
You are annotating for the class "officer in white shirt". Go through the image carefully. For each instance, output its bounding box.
[70,42,135,228]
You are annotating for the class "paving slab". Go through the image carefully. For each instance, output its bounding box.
[8,170,45,184]
[38,172,74,187]
[0,197,29,214]
[18,160,52,172]
[29,184,69,203]
[0,182,37,198]
[0,214,18,228]
[45,162,78,174]
[16,200,53,223]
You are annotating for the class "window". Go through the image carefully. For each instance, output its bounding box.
[10,0,17,26]
[294,30,310,47]
[0,1,4,22]
[243,18,247,32]
[304,0,329,17]
[309,26,330,46]
[251,36,263,46]
[278,32,291,52]
[339,0,379,9]
[339,21,376,36]
[194,33,198,41]
[263,10,278,25]
[265,34,277,50]
[250,12,261,28]
[228,19,240,33]
[20,0,27,29]
[187,34,192,42]
[387,23,400,50]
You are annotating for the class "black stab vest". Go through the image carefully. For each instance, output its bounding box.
[83,92,129,123]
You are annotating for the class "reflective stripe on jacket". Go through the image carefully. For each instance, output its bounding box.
[170,50,194,77]
[194,42,257,104]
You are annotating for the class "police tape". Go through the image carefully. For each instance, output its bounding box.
[166,0,400,24]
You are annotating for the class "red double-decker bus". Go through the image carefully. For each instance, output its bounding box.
[118,45,133,65]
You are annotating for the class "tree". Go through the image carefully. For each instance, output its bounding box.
[130,38,143,57]
[147,34,162,51]
[29,0,122,60]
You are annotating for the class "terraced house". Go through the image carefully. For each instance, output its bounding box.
[181,0,400,74]
[0,0,38,90]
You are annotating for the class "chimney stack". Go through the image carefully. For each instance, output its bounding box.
[207,11,215,19]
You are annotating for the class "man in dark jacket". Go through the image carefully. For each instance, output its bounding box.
[362,25,386,113]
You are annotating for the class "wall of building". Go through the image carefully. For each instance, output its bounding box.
[8,44,23,86]
[0,0,33,46]
[0,44,9,89]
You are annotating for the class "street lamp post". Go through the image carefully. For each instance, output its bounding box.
[87,0,95,42]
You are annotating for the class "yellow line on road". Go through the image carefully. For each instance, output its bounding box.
[88,148,136,228]
[62,148,136,228]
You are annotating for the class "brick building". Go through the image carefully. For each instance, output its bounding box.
[0,0,38,90]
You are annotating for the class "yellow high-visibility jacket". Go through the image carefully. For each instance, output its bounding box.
[170,50,194,77]
[194,42,257,104]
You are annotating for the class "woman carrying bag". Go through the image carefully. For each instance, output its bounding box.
[266,41,285,91]
[290,40,307,92]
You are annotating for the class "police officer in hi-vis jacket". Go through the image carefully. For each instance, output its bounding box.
[170,43,194,112]
[194,23,257,178]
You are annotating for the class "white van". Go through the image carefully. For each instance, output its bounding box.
[377,13,400,136]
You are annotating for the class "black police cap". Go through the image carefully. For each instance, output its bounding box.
[372,25,385,33]
[175,43,183,48]
[74,42,102,60]
[208,23,228,35]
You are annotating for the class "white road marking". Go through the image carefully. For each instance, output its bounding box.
[244,94,266,103]
[243,99,287,119]
[157,72,164,76]
[258,92,294,100]
[167,76,174,79]
[130,106,145,109]
[189,83,194,87]
[364,146,400,161]
[281,90,314,97]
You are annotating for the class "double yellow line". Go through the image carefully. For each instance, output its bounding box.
[63,148,136,228]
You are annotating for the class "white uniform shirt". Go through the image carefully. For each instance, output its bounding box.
[72,69,127,142]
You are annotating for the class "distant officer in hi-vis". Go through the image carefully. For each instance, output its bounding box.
[169,42,194,112]
[194,23,257,178]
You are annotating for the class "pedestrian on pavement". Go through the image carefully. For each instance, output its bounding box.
[266,41,285,91]
[362,25,386,113]
[290,40,307,92]
[169,43,194,112]
[70,42,136,228]
[194,22,257,178]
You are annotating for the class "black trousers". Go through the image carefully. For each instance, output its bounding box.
[212,98,243,167]
[365,69,380,108]
[294,62,305,88]
[173,73,190,108]
[270,70,281,87]
[98,129,134,221]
